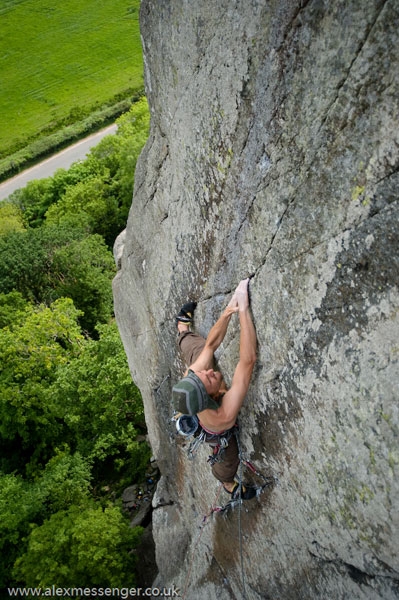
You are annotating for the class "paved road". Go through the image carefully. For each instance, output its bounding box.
[0,123,118,201]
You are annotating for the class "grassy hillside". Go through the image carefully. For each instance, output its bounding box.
[0,0,143,161]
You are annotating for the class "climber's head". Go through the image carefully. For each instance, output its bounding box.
[172,369,220,415]
[194,368,223,396]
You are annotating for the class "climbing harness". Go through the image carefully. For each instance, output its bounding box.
[172,412,234,462]
[202,422,235,466]
[172,412,238,463]
[173,412,277,501]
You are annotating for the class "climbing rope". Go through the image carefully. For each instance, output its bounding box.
[178,420,278,597]
[182,483,224,600]
[181,445,277,598]
[237,432,247,600]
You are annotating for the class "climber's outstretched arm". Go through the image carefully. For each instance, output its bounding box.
[189,303,238,372]
[198,279,257,430]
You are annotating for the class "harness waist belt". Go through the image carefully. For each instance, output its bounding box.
[199,422,229,436]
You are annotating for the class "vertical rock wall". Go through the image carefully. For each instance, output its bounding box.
[113,1,399,598]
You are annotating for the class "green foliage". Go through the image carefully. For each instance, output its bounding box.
[0,201,25,235]
[0,225,85,303]
[8,98,150,246]
[13,505,142,588]
[90,97,151,224]
[0,227,115,334]
[8,178,56,228]
[0,300,149,587]
[0,472,42,587]
[0,0,143,160]
[37,451,92,513]
[0,97,139,182]
[0,452,91,588]
[0,298,84,466]
[10,157,107,229]
[49,235,116,333]
[50,322,145,460]
[1,448,140,588]
[0,297,146,478]
[45,176,120,245]
[0,291,29,328]
[0,473,42,549]
[0,72,150,591]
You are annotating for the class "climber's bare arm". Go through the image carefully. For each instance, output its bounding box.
[198,280,257,430]
[188,304,238,373]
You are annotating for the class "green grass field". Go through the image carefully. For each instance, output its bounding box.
[0,0,143,159]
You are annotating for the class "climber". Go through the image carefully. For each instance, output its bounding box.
[172,278,258,500]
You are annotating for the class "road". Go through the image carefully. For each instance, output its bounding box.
[0,123,118,201]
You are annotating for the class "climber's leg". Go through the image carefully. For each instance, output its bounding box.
[177,329,207,367]
[211,434,240,484]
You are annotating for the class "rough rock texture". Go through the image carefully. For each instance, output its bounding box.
[113,1,399,598]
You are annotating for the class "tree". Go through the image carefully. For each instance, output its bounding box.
[0,201,25,235]
[9,157,107,229]
[0,291,29,328]
[91,97,150,227]
[0,297,84,472]
[13,504,142,588]
[0,450,92,587]
[9,178,55,229]
[45,175,120,246]
[0,472,43,588]
[0,228,115,335]
[0,225,85,303]
[9,98,150,245]
[50,234,116,333]
[0,98,151,591]
[47,322,149,482]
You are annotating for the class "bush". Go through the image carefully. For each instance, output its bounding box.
[13,504,142,588]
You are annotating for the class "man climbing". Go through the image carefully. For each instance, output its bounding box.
[172,278,258,500]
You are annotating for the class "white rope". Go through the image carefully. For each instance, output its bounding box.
[237,432,248,600]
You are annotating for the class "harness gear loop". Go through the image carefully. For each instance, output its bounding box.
[187,429,206,460]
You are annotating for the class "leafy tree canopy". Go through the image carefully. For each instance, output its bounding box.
[13,504,142,588]
[45,175,119,246]
[0,97,151,590]
[0,291,30,328]
[47,321,149,481]
[0,201,25,235]
[0,450,92,587]
[0,227,115,335]
[0,297,83,466]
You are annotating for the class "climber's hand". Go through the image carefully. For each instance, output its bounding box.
[225,291,239,315]
[233,278,250,311]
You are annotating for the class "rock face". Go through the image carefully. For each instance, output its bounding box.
[113,1,399,598]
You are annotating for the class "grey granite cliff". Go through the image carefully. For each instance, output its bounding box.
[113,1,399,597]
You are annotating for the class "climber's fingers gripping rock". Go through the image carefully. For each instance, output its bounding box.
[232,278,250,311]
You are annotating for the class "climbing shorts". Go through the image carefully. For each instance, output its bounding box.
[200,423,240,484]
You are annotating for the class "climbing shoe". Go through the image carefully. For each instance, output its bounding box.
[176,301,197,324]
[225,481,258,501]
